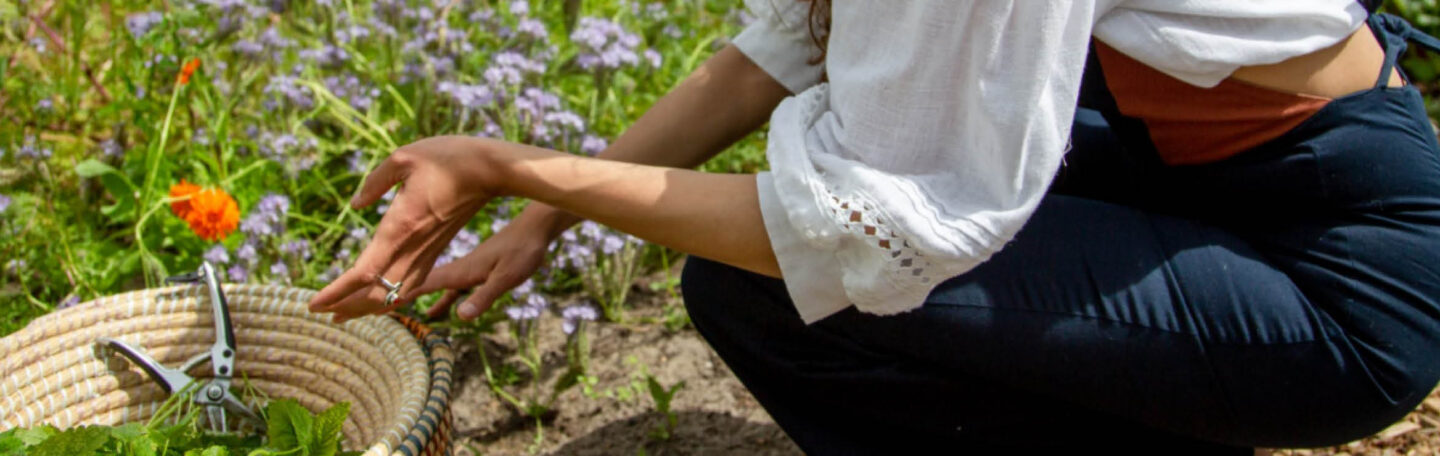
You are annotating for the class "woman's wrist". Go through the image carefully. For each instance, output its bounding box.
[515,202,581,240]
[475,137,581,241]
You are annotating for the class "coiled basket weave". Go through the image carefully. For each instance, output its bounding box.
[0,284,455,456]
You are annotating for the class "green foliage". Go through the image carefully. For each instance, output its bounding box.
[255,399,350,456]
[641,368,684,441]
[1385,1,1440,117]
[0,0,756,343]
[0,399,351,456]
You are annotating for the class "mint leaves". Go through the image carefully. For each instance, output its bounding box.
[0,400,352,456]
[255,399,350,456]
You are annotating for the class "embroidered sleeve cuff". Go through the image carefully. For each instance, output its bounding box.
[757,171,852,324]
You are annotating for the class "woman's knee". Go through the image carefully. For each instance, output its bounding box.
[680,256,798,330]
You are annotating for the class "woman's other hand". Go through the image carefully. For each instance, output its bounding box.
[307,135,505,323]
[409,214,555,321]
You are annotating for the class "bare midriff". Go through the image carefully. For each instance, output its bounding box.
[1096,25,1399,166]
[1231,25,1403,98]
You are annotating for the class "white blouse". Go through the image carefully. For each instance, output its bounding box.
[738,0,1368,323]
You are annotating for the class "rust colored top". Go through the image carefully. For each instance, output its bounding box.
[1094,41,1333,166]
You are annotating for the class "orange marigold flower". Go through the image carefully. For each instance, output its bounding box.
[176,58,201,85]
[169,179,202,218]
[181,187,240,242]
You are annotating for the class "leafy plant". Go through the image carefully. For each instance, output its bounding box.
[644,374,685,442]
[0,396,354,456]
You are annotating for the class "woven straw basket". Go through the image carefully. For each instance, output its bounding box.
[0,284,454,456]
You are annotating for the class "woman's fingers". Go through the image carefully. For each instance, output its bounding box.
[309,267,381,313]
[350,154,409,209]
[458,277,513,320]
[412,248,496,296]
[312,201,459,316]
[426,289,462,319]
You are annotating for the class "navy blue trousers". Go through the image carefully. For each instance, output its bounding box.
[683,15,1440,454]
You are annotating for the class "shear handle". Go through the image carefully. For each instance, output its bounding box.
[167,262,237,380]
[96,337,195,394]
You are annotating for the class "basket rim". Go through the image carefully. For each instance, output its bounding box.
[0,284,445,456]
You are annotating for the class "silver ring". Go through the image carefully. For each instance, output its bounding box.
[379,277,403,307]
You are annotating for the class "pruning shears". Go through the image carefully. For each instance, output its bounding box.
[96,261,267,433]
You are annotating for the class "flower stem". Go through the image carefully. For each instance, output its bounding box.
[135,81,185,285]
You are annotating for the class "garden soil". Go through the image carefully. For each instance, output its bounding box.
[448,260,1440,455]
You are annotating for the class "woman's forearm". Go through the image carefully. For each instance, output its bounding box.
[515,44,791,237]
[494,139,782,278]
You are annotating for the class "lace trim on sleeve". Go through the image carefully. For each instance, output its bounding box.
[820,185,954,315]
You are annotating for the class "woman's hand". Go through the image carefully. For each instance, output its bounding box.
[307,135,508,322]
[409,215,556,320]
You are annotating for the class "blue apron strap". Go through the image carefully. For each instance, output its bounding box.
[1370,13,1440,88]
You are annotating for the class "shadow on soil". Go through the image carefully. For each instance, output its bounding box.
[548,410,801,456]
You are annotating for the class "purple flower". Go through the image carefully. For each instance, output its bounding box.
[269,261,289,279]
[204,245,231,265]
[514,278,535,296]
[348,226,370,241]
[58,295,81,309]
[125,12,163,40]
[505,305,541,321]
[469,8,495,24]
[325,75,379,111]
[5,259,26,274]
[16,135,52,160]
[517,18,547,40]
[434,229,479,267]
[0,194,11,214]
[524,293,548,309]
[194,128,210,146]
[197,0,249,12]
[600,233,626,255]
[581,135,607,156]
[260,26,293,49]
[319,265,344,282]
[561,303,598,334]
[257,131,319,172]
[99,139,122,158]
[263,75,314,110]
[241,193,290,238]
[35,99,53,111]
[473,121,502,138]
[644,49,662,68]
[280,239,312,260]
[437,81,495,111]
[571,17,646,71]
[300,44,350,68]
[490,217,510,234]
[347,150,367,173]
[644,3,668,20]
[580,221,604,240]
[236,241,259,264]
[509,0,529,16]
[543,111,585,132]
[329,74,377,110]
[227,264,250,283]
[232,40,264,57]
[483,52,545,87]
[377,189,395,215]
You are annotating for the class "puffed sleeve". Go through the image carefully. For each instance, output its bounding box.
[731,0,826,94]
[756,2,1109,323]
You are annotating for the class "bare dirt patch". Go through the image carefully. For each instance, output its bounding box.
[445,265,1440,455]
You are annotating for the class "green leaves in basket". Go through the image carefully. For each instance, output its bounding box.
[255,399,351,456]
[25,425,109,456]
[0,398,351,456]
